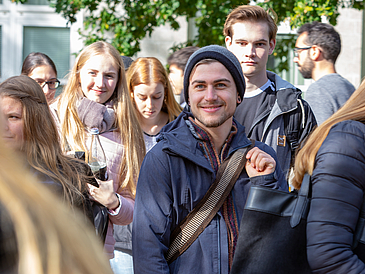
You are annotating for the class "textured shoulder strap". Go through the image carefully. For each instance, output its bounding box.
[165,140,255,264]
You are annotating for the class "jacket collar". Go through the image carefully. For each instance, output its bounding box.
[159,110,252,172]
[267,71,302,113]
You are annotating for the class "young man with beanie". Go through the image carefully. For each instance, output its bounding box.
[132,45,287,274]
[224,5,317,179]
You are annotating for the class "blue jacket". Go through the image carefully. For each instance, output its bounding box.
[132,111,288,274]
[307,120,365,273]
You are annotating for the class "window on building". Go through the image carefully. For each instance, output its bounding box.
[268,34,305,86]
[23,26,70,80]
[25,0,49,5]
[23,26,70,96]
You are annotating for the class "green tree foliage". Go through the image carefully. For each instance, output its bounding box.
[260,0,362,28]
[12,0,364,72]
[13,0,252,55]
[261,0,364,72]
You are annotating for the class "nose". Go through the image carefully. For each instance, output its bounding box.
[205,85,218,101]
[244,44,255,57]
[95,75,104,88]
[42,84,50,94]
[146,97,153,109]
[42,85,55,102]
[293,56,299,63]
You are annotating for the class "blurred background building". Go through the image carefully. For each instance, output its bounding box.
[0,0,363,92]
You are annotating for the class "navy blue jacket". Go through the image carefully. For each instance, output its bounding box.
[132,111,288,274]
[307,120,365,273]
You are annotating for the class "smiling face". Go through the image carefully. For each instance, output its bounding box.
[0,96,25,151]
[189,61,238,131]
[225,21,275,80]
[79,54,119,104]
[132,82,165,122]
[28,65,57,102]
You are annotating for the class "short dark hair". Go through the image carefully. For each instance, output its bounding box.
[21,52,57,76]
[297,21,341,63]
[167,46,200,71]
[121,56,134,71]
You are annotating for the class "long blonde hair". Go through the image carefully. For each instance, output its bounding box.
[127,57,182,122]
[0,75,89,207]
[293,80,365,189]
[0,138,113,274]
[57,41,145,197]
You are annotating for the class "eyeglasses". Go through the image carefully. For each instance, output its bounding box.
[293,46,312,58]
[37,79,60,90]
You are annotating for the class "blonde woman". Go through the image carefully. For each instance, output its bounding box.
[109,57,182,273]
[52,41,146,259]
[127,57,182,152]
[293,80,365,273]
[0,128,112,274]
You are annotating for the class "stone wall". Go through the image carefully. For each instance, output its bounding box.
[136,17,188,65]
[335,7,363,88]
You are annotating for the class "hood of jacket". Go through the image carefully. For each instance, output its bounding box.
[267,71,302,114]
[260,71,304,138]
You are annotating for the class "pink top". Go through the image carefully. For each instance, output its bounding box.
[50,99,135,259]
[100,131,134,258]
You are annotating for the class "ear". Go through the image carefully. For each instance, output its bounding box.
[237,96,242,104]
[225,36,232,48]
[269,39,276,55]
[310,46,321,61]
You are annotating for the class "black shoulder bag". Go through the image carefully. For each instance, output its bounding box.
[231,174,365,274]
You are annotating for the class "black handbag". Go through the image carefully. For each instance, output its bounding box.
[231,174,365,274]
[73,151,109,244]
[91,201,109,243]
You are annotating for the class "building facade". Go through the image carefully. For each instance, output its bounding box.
[0,1,363,91]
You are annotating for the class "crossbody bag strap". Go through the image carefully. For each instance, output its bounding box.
[165,140,255,264]
[290,173,311,228]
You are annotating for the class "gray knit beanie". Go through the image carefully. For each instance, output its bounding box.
[183,45,245,104]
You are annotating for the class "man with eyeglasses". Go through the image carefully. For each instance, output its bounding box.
[294,21,355,125]
[224,5,316,180]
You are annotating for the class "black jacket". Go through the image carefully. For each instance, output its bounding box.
[234,71,317,179]
[307,120,365,273]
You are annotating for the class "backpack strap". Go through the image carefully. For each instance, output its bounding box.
[165,140,255,264]
[284,97,305,167]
